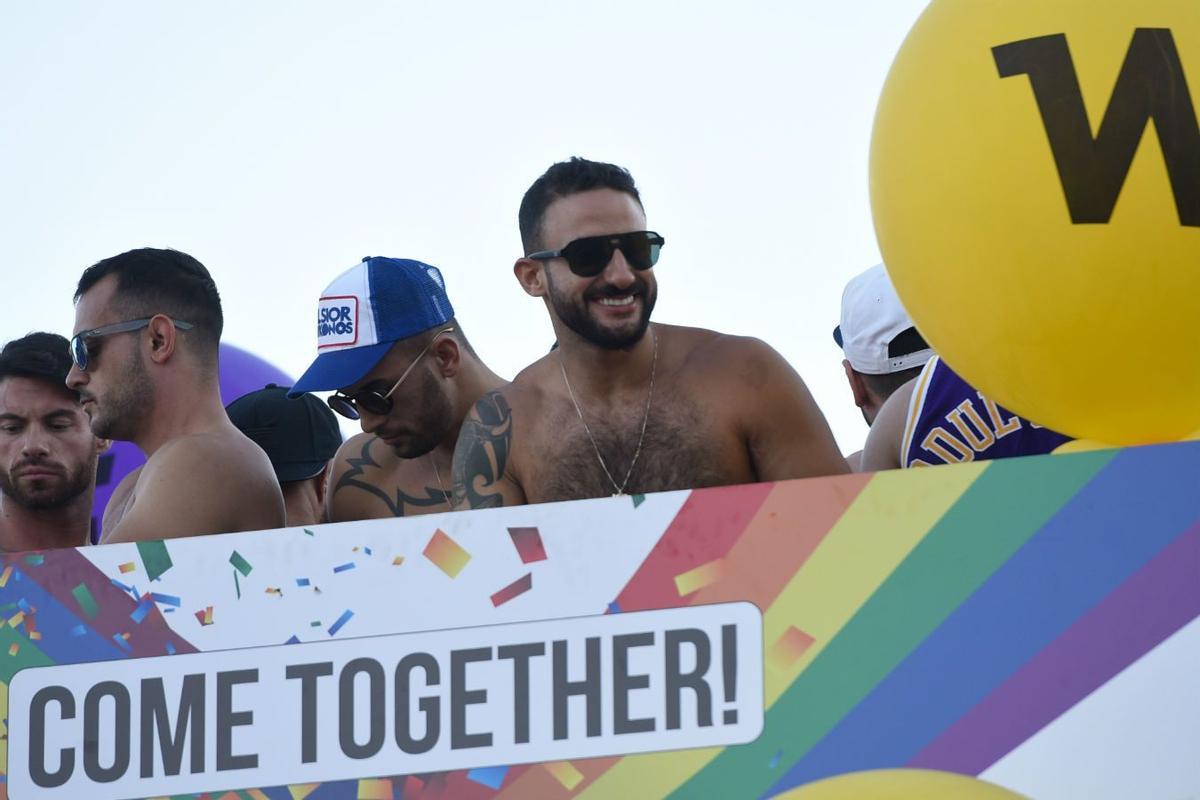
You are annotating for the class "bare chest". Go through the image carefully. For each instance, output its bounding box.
[519,394,750,503]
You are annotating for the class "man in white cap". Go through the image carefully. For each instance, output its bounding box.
[833,263,933,469]
[289,257,504,520]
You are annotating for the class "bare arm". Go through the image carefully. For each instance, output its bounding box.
[104,440,284,543]
[860,378,917,472]
[737,337,850,481]
[451,390,527,509]
[325,434,449,521]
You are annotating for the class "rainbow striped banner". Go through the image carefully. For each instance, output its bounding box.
[1,442,1197,799]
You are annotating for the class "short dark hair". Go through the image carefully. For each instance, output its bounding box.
[862,365,925,400]
[75,248,223,362]
[0,332,78,398]
[518,157,642,253]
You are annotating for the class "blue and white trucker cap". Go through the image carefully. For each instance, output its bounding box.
[288,257,454,396]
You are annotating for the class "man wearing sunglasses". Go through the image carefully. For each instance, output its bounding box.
[452,157,848,509]
[66,248,285,543]
[288,257,504,521]
[0,333,109,552]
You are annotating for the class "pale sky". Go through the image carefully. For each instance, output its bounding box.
[0,1,929,452]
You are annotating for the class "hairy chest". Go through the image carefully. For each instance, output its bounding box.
[519,395,749,503]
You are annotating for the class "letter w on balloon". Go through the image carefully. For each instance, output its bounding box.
[993,28,1200,227]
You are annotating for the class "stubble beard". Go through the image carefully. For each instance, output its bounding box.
[546,273,657,351]
[88,348,153,442]
[0,461,94,511]
[388,368,453,459]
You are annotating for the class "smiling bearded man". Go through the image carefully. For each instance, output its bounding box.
[452,157,848,509]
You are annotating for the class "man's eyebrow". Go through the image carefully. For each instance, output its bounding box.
[44,408,79,421]
[0,412,25,422]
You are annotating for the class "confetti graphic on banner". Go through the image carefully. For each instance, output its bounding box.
[632,493,647,508]
[136,539,173,581]
[112,632,132,653]
[507,527,547,564]
[288,783,320,800]
[7,610,25,628]
[151,592,181,607]
[24,553,44,566]
[356,777,392,799]
[545,760,585,791]
[490,573,533,607]
[674,558,725,596]
[8,642,18,656]
[70,623,87,637]
[328,609,354,637]
[130,595,155,624]
[266,587,283,597]
[0,565,13,587]
[424,528,471,578]
[303,528,315,536]
[118,561,137,574]
[769,626,815,671]
[332,562,356,574]
[234,570,242,599]
[467,765,509,790]
[296,578,311,587]
[71,582,99,619]
[392,556,405,566]
[195,606,214,626]
[769,749,784,769]
[230,550,254,577]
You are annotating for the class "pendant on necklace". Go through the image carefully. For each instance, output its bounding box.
[613,491,624,497]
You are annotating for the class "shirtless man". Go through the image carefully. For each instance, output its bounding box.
[66,248,284,542]
[0,333,108,552]
[287,257,505,520]
[452,157,847,508]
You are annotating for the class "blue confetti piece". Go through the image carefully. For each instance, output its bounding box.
[327,609,354,636]
[607,601,622,614]
[163,608,175,614]
[332,562,356,574]
[70,624,87,637]
[150,592,181,607]
[466,766,509,790]
[17,598,32,614]
[769,749,783,769]
[296,577,311,587]
[285,635,301,645]
[165,642,176,655]
[364,547,373,556]
[130,597,155,624]
[112,633,132,653]
[110,578,135,595]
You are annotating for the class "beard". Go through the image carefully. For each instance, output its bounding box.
[546,271,657,351]
[87,348,153,441]
[0,459,94,511]
[388,367,453,459]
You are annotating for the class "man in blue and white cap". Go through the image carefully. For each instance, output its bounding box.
[290,257,505,521]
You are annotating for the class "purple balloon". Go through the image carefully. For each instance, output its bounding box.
[90,343,294,541]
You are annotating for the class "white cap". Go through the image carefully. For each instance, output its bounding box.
[834,264,934,374]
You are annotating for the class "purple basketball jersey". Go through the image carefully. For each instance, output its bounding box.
[902,357,1070,467]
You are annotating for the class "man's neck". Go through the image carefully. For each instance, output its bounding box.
[133,380,231,456]
[0,495,93,552]
[554,323,658,398]
[442,358,507,456]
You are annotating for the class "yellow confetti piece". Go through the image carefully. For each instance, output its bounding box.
[392,555,405,566]
[545,760,585,791]
[8,643,19,656]
[8,611,25,628]
[245,789,272,800]
[266,587,283,596]
[288,785,320,800]
[29,631,42,641]
[423,529,471,578]
[357,777,393,799]
[0,565,12,587]
[768,625,816,672]
[674,558,725,596]
[118,561,137,574]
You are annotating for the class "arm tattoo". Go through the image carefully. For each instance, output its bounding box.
[452,391,513,509]
[332,439,449,517]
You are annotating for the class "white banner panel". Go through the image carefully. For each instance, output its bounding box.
[6,602,763,800]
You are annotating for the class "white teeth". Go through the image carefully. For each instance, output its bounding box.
[598,296,635,306]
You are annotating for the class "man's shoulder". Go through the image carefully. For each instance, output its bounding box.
[147,428,276,486]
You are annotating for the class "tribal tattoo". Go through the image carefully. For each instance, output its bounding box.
[332,439,449,517]
[451,391,513,509]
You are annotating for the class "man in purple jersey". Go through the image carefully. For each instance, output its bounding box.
[861,355,1071,471]
[834,264,934,469]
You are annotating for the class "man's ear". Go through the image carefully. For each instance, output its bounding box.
[145,314,179,364]
[514,258,548,298]
[843,360,872,410]
[429,335,461,378]
[96,438,113,455]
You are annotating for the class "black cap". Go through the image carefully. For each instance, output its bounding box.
[226,384,342,483]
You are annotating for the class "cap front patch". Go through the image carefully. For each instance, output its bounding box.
[317,295,359,349]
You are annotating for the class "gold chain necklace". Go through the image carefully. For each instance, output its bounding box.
[559,329,658,497]
[428,455,452,511]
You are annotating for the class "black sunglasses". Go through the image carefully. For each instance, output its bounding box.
[327,327,455,420]
[527,230,665,277]
[70,317,194,372]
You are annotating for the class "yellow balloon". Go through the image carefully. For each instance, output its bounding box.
[1053,438,1117,453]
[772,769,1027,800]
[871,0,1200,446]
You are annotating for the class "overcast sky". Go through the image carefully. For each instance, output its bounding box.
[1,1,929,452]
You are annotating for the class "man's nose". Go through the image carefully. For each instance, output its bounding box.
[358,407,385,435]
[66,362,86,390]
[21,426,51,458]
[600,247,637,289]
